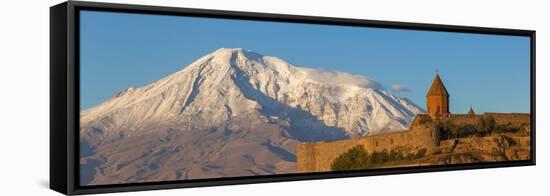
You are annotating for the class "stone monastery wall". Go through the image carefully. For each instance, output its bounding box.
[297,115,437,172]
[296,113,530,173]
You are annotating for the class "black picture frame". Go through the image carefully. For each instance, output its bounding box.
[50,1,536,195]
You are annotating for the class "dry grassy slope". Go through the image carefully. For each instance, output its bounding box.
[382,132,531,168]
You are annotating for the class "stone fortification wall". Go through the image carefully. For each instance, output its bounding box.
[296,113,530,173]
[297,115,437,172]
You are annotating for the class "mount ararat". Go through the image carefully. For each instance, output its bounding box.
[80,48,423,185]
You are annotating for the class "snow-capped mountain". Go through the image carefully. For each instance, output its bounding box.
[79,48,423,185]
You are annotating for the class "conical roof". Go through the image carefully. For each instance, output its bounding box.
[468,106,475,115]
[426,73,449,96]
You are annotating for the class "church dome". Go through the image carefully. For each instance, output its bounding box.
[426,73,449,97]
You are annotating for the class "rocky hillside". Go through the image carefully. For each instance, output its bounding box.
[423,132,531,165]
[369,131,531,169]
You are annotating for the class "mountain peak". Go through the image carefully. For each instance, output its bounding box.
[208,48,264,64]
[80,49,425,183]
[213,47,245,53]
[82,48,423,138]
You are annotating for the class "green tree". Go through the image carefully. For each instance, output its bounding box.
[330,145,369,171]
[389,150,405,161]
[415,148,427,158]
[369,150,389,164]
[477,116,496,135]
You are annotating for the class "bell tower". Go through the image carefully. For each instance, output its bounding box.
[426,73,450,119]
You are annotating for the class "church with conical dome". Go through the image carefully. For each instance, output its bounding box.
[424,72,478,120]
[426,73,450,118]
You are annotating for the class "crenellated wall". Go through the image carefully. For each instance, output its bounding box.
[296,113,530,173]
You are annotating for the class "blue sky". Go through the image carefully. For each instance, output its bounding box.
[80,10,531,113]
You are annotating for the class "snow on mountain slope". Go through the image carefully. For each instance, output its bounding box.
[79,48,423,185]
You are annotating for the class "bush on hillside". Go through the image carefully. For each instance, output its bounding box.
[476,116,496,136]
[330,145,369,171]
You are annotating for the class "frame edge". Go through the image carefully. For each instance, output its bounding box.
[56,1,537,195]
[50,1,69,195]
